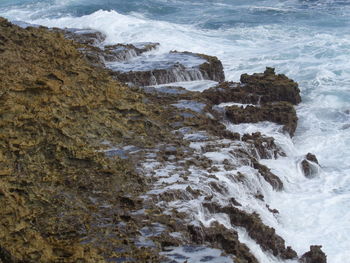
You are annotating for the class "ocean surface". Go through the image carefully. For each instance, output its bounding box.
[1,1,349,262]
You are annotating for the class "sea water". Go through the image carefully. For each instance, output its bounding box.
[1,1,349,262]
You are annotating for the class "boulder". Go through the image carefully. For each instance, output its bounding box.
[301,153,319,178]
[300,246,327,263]
[225,102,298,136]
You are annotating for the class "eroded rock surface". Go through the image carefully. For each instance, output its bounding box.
[0,17,166,262]
[203,67,301,105]
[0,17,325,263]
[225,102,298,136]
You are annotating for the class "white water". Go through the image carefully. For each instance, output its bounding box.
[1,1,350,262]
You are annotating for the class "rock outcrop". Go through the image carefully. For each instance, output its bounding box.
[57,27,225,86]
[300,246,327,263]
[112,51,225,86]
[203,203,298,260]
[242,132,285,159]
[225,102,298,136]
[301,153,320,178]
[203,67,301,105]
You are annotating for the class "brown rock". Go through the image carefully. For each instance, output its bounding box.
[225,102,298,136]
[300,246,327,263]
[112,51,225,86]
[242,132,285,159]
[203,203,298,260]
[240,67,301,104]
[252,160,284,190]
[188,223,258,263]
[301,153,319,178]
[203,67,301,105]
[0,17,166,262]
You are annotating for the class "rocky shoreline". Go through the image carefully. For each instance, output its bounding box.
[0,18,326,263]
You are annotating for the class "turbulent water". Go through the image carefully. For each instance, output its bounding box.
[1,0,349,262]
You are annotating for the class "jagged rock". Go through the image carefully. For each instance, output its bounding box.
[202,67,301,105]
[203,203,298,260]
[240,67,301,105]
[187,223,258,263]
[252,160,284,190]
[225,102,298,136]
[301,153,319,178]
[111,51,225,86]
[242,132,285,159]
[300,246,327,263]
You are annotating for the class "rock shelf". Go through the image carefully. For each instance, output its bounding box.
[0,18,326,263]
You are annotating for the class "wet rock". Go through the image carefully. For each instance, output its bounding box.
[301,153,319,178]
[187,52,225,83]
[111,51,225,86]
[306,153,319,164]
[240,67,301,105]
[62,28,106,45]
[266,205,279,214]
[230,198,242,207]
[203,67,301,105]
[203,203,298,260]
[225,102,298,136]
[255,193,265,201]
[60,27,160,67]
[242,132,285,159]
[252,160,284,190]
[103,42,159,62]
[188,223,258,263]
[300,246,327,263]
